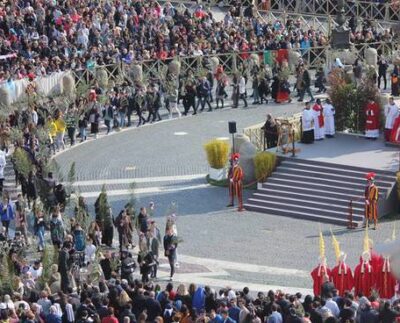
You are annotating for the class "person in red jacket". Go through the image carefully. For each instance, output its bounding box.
[101,307,118,323]
[364,99,380,139]
[331,252,354,296]
[311,257,332,296]
[354,251,375,297]
[376,255,397,299]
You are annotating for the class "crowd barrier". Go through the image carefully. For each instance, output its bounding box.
[259,0,400,22]
[0,41,395,105]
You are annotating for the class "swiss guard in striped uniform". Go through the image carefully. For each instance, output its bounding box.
[227,153,244,212]
[365,172,379,230]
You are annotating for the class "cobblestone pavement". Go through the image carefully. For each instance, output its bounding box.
[54,99,399,293]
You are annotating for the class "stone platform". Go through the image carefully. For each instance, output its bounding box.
[277,133,400,172]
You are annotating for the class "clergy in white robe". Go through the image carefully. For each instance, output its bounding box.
[384,97,399,141]
[302,102,314,144]
[323,99,335,137]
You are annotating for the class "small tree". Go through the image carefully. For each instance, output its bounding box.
[38,245,56,289]
[13,147,33,178]
[95,185,111,227]
[328,68,381,133]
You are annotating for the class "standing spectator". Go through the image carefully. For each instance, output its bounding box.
[183,76,197,115]
[47,305,62,323]
[65,106,78,146]
[78,109,88,143]
[37,291,52,316]
[378,55,389,90]
[353,59,363,85]
[239,74,248,108]
[54,111,66,151]
[314,68,326,93]
[216,78,227,109]
[14,193,28,244]
[34,210,46,252]
[298,66,314,102]
[164,226,178,281]
[0,148,5,194]
[196,76,212,112]
[267,304,283,323]
[0,195,14,238]
[104,103,114,135]
[138,207,149,234]
[89,107,100,139]
[102,307,119,323]
[147,230,160,279]
[50,207,65,248]
[58,242,72,293]
[261,114,278,150]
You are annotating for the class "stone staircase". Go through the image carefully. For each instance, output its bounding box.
[244,158,397,226]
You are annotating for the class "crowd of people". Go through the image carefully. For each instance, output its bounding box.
[1,1,400,323]
[0,0,394,84]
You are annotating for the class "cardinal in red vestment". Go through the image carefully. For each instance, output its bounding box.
[390,115,400,142]
[359,240,384,272]
[332,252,354,296]
[354,251,375,297]
[376,256,397,299]
[364,99,380,139]
[311,257,332,296]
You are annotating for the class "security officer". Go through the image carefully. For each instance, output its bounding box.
[121,249,136,284]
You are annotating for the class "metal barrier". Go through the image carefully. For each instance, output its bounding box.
[264,0,400,23]
[243,112,302,152]
[70,42,395,90]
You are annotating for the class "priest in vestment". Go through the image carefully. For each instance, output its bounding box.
[364,99,380,139]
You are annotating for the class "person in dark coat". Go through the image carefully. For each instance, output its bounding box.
[298,67,314,102]
[120,250,136,284]
[379,301,400,323]
[147,230,160,279]
[261,114,278,150]
[58,242,72,293]
[271,76,279,102]
[378,55,389,90]
[356,301,379,323]
[163,226,178,280]
[145,292,162,321]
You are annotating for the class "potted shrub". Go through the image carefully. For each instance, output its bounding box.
[203,139,230,181]
[253,151,277,188]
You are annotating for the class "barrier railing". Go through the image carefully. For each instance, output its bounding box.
[31,41,396,100]
[264,0,400,23]
[243,112,302,152]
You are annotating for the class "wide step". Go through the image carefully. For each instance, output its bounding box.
[246,157,396,226]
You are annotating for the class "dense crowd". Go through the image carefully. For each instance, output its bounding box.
[0,0,394,84]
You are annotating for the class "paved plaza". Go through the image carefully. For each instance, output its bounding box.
[56,102,399,294]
